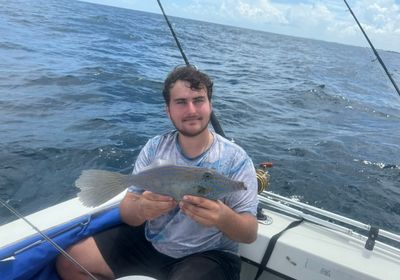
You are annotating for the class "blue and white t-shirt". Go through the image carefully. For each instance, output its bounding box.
[129,130,258,258]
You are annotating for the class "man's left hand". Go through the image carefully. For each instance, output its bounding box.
[179,195,258,243]
[179,195,228,227]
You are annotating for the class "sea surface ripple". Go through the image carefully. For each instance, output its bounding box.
[0,0,400,235]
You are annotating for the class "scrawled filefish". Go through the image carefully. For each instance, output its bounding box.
[76,163,246,207]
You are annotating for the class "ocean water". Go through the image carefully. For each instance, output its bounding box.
[1,0,399,235]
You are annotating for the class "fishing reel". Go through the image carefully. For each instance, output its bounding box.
[255,162,272,223]
[256,162,272,194]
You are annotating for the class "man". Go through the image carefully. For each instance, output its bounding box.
[57,65,258,280]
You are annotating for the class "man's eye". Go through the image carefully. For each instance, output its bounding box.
[194,98,205,104]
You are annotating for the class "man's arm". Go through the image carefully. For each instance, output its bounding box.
[179,195,258,243]
[120,191,177,226]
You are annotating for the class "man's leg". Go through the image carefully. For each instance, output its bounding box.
[167,250,241,280]
[57,224,177,280]
[56,236,114,280]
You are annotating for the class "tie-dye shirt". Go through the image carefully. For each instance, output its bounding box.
[128,130,258,258]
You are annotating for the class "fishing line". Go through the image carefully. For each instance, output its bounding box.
[0,198,99,280]
[156,0,189,66]
[3,3,226,279]
[156,0,227,138]
[343,0,400,97]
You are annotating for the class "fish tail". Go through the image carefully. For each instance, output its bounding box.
[75,169,130,207]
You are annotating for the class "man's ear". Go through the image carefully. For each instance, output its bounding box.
[165,105,171,118]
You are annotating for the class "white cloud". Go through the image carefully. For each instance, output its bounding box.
[286,3,335,26]
[237,0,288,24]
[81,0,400,52]
[358,0,400,34]
[220,0,400,51]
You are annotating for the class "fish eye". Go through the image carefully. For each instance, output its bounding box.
[202,171,213,180]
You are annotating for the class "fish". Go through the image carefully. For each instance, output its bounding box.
[76,162,246,207]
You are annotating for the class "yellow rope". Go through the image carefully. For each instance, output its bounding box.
[256,168,270,194]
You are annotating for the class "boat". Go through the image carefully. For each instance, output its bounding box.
[1,1,400,280]
[1,184,400,280]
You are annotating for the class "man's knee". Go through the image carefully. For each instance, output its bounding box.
[56,237,113,280]
[56,249,78,279]
[56,239,87,279]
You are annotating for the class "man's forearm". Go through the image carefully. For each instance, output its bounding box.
[217,205,258,243]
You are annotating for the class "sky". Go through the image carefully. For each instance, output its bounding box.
[82,0,400,53]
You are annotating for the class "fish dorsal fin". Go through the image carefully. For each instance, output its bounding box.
[141,159,174,171]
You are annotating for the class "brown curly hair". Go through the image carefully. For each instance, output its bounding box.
[162,65,213,105]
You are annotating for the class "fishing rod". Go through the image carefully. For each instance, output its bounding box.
[343,0,400,97]
[0,198,98,280]
[156,0,227,138]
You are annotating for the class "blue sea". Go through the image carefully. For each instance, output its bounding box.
[1,0,399,235]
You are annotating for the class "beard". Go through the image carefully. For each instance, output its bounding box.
[170,114,211,137]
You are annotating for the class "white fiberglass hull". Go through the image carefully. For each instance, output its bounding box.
[1,192,399,280]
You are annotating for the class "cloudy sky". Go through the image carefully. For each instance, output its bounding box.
[83,0,400,52]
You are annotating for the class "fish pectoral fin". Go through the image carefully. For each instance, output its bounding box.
[142,159,175,171]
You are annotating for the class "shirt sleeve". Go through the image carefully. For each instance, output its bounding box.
[223,154,259,216]
[127,137,159,194]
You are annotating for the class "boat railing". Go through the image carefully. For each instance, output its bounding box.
[258,191,400,257]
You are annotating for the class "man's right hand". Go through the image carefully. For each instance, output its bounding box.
[138,191,177,221]
[120,191,177,226]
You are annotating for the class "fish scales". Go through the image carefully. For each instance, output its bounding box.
[76,164,246,207]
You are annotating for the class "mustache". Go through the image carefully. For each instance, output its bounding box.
[183,116,202,121]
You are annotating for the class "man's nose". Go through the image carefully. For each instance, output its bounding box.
[187,101,196,113]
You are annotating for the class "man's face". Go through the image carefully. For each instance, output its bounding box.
[166,80,212,137]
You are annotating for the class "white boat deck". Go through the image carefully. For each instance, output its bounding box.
[1,194,400,280]
[240,209,400,279]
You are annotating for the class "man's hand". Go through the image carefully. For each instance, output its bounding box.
[179,195,258,243]
[120,191,177,226]
[179,195,226,227]
[138,191,177,221]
